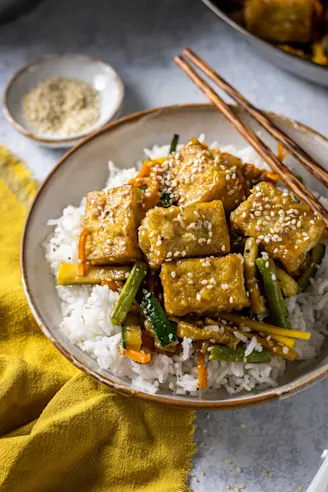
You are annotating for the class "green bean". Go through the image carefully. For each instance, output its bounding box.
[209,345,271,363]
[298,243,326,291]
[110,261,147,325]
[256,257,291,329]
[169,134,179,154]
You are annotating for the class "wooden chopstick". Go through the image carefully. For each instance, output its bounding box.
[174,54,328,228]
[183,48,328,189]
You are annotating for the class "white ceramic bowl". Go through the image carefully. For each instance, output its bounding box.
[3,54,124,148]
[21,104,328,409]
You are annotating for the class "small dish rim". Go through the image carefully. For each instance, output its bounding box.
[20,103,328,409]
[2,53,124,145]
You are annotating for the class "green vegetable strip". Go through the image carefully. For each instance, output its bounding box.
[256,257,291,329]
[160,192,173,208]
[110,261,147,325]
[209,345,271,363]
[137,288,177,346]
[169,134,179,154]
[298,243,326,291]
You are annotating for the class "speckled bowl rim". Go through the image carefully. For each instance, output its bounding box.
[21,103,328,410]
[2,53,124,145]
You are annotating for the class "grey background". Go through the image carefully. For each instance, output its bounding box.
[0,0,327,490]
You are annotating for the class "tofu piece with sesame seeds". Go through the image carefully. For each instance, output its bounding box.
[160,254,250,317]
[138,200,230,269]
[84,184,144,265]
[230,181,325,274]
[174,139,247,211]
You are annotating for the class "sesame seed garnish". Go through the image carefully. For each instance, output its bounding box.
[236,466,242,472]
[225,459,233,464]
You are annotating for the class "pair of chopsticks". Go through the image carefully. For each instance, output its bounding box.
[174,49,328,228]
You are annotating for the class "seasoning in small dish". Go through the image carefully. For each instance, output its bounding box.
[22,77,100,136]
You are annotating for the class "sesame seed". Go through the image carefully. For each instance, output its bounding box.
[240,423,246,428]
[225,459,233,464]
[267,472,273,478]
[282,346,289,354]
[236,466,242,472]
[226,485,231,490]
[171,271,176,278]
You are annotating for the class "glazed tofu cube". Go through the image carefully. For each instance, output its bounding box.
[138,200,230,269]
[173,139,247,211]
[160,254,250,317]
[245,0,314,43]
[230,182,325,274]
[84,185,144,265]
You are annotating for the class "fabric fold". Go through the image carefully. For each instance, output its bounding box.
[0,147,195,492]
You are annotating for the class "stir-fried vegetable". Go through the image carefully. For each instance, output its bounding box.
[110,261,147,326]
[137,288,177,347]
[298,243,326,291]
[275,266,299,297]
[205,317,297,360]
[197,351,208,390]
[122,348,151,364]
[169,133,179,154]
[256,257,291,329]
[129,157,167,186]
[237,329,297,361]
[243,238,266,314]
[219,312,311,340]
[101,279,124,292]
[122,314,142,351]
[277,142,289,162]
[177,321,239,348]
[77,228,89,276]
[57,263,131,285]
[209,345,271,363]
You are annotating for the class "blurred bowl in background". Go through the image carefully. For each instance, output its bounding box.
[201,0,328,87]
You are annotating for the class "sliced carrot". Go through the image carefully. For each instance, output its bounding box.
[123,348,151,364]
[277,143,289,162]
[312,0,323,16]
[78,228,89,276]
[197,351,208,390]
[142,178,160,210]
[129,157,167,185]
[101,279,124,292]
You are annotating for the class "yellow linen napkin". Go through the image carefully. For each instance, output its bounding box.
[0,146,195,492]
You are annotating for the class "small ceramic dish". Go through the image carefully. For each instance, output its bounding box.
[21,104,328,410]
[3,54,124,148]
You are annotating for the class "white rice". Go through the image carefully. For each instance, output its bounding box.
[45,140,328,396]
